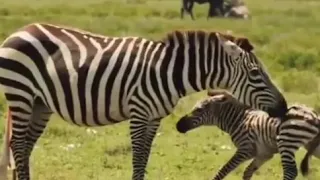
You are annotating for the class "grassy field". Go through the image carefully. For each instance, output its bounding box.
[0,0,320,179]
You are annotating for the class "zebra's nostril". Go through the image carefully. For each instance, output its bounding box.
[276,99,288,118]
[176,116,192,133]
[268,106,287,118]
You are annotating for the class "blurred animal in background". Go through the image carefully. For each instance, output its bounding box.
[224,0,250,19]
[180,0,250,20]
[180,0,225,20]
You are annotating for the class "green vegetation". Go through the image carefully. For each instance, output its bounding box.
[0,0,320,179]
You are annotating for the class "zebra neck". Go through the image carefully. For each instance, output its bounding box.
[165,44,209,98]
[216,105,248,133]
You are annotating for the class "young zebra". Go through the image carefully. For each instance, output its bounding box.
[176,90,319,180]
[0,23,287,180]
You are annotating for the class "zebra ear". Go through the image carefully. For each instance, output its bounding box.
[215,32,243,58]
[235,37,254,52]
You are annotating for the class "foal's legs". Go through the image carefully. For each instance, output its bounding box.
[212,148,253,180]
[242,154,273,180]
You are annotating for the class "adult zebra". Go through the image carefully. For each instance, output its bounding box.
[0,23,287,180]
[180,0,225,20]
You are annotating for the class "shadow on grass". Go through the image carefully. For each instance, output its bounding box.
[105,144,132,156]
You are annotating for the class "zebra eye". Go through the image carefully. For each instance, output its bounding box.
[249,69,260,76]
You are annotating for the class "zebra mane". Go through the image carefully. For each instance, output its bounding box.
[161,30,254,52]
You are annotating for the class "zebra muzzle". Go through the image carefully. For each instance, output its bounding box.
[176,115,195,133]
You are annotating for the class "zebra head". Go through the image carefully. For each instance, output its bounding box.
[213,32,287,118]
[176,90,246,133]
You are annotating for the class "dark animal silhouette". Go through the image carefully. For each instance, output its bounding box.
[180,0,225,20]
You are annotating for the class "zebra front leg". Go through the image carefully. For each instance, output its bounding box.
[188,2,195,20]
[180,0,187,19]
[213,149,253,180]
[130,118,161,180]
[207,3,214,19]
[180,7,185,19]
[242,154,273,180]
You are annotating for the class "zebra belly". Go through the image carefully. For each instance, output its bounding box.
[58,111,129,127]
[43,70,131,126]
[254,135,278,156]
[50,93,130,126]
[51,96,130,127]
[255,142,278,156]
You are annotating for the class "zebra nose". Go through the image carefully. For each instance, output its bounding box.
[268,102,287,118]
[276,98,288,117]
[176,116,192,133]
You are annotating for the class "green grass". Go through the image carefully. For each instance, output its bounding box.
[0,0,320,179]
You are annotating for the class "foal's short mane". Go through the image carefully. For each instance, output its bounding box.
[207,89,233,98]
[206,89,250,108]
[161,30,254,52]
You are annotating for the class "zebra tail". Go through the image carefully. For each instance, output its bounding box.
[300,126,320,176]
[300,152,311,176]
[0,108,15,180]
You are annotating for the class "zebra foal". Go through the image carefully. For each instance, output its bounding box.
[176,90,320,180]
[0,23,287,180]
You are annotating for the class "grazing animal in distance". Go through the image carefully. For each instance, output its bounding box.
[180,0,225,20]
[176,90,320,180]
[224,0,250,19]
[0,23,287,180]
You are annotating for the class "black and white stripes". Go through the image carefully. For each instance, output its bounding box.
[0,23,287,180]
[176,90,319,180]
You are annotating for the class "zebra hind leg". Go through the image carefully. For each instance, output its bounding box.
[23,98,52,179]
[277,141,299,180]
[130,118,161,180]
[6,95,34,180]
[9,97,51,180]
[213,148,253,180]
[242,154,273,180]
